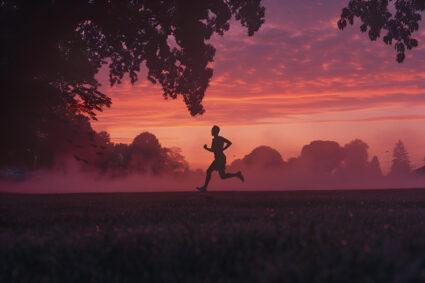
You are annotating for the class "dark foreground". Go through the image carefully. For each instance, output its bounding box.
[2,190,425,282]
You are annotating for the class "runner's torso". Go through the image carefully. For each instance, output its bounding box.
[212,136,226,159]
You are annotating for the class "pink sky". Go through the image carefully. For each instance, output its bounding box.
[92,0,425,173]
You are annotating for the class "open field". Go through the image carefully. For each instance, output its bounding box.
[2,189,425,282]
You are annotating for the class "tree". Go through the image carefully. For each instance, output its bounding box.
[238,146,285,169]
[128,132,167,174]
[389,140,411,176]
[369,155,383,177]
[125,132,188,175]
[299,141,345,174]
[343,139,369,171]
[338,0,425,62]
[0,0,265,168]
[35,113,115,171]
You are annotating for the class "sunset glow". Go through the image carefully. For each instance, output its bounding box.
[92,0,425,172]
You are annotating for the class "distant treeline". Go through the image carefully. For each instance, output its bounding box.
[230,140,414,178]
[2,112,419,184]
[1,114,189,178]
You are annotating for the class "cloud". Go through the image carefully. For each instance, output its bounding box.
[89,0,425,171]
[94,0,425,129]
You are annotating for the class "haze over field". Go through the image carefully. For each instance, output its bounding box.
[2,131,424,193]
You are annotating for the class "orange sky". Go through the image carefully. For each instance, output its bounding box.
[92,0,425,173]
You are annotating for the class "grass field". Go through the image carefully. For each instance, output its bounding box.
[2,189,425,282]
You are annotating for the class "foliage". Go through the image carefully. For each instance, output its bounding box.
[0,0,265,168]
[299,141,346,174]
[338,0,425,62]
[390,139,411,176]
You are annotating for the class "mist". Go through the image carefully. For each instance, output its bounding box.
[2,137,425,193]
[0,158,204,193]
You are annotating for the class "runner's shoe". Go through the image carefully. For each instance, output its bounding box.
[196,186,207,192]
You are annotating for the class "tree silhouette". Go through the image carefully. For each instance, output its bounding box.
[343,139,369,171]
[299,141,345,174]
[370,155,383,177]
[338,0,425,62]
[240,146,285,169]
[126,132,188,175]
[389,140,411,176]
[0,0,265,168]
[335,139,384,180]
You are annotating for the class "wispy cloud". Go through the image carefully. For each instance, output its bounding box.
[92,0,425,170]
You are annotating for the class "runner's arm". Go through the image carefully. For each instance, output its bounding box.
[222,137,232,150]
[204,144,213,152]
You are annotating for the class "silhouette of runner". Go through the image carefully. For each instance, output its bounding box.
[197,125,244,192]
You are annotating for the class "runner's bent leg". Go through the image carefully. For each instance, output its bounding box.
[218,169,239,179]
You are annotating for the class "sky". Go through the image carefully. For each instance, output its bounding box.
[92,0,425,173]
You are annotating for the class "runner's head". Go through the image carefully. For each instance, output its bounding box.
[211,125,220,137]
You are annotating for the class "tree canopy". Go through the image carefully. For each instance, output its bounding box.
[339,0,425,62]
[0,0,265,168]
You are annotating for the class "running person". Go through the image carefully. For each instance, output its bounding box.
[197,125,244,192]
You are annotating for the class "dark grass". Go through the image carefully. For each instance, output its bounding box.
[2,189,425,282]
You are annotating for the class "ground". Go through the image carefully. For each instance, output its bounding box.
[1,189,425,282]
